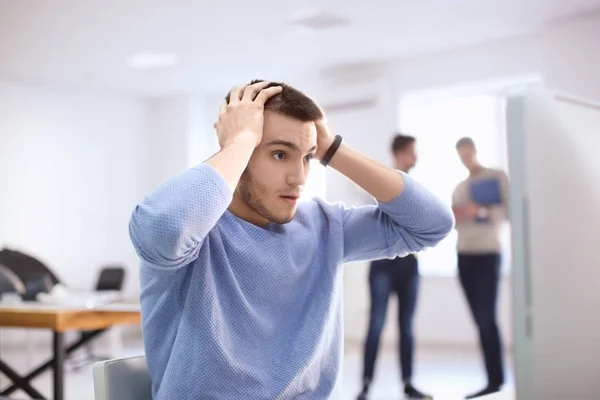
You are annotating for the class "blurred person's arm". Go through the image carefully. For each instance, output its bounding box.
[452,186,473,225]
[452,171,509,224]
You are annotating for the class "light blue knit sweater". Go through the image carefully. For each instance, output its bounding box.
[129,163,453,399]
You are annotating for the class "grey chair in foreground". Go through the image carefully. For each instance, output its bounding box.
[93,356,151,400]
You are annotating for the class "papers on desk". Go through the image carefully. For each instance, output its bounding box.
[0,301,140,312]
[16,283,141,311]
[36,284,121,306]
[0,282,141,311]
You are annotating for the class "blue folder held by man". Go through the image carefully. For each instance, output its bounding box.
[469,178,502,205]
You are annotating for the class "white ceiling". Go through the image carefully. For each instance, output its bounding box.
[1,0,599,97]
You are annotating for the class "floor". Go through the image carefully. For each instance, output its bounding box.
[0,339,514,400]
[340,346,514,399]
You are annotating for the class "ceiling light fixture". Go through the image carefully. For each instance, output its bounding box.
[290,8,349,31]
[125,53,179,70]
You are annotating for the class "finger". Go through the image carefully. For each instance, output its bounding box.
[228,85,245,104]
[254,86,282,105]
[241,81,270,102]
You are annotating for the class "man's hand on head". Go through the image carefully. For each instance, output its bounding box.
[214,81,282,149]
[314,119,336,161]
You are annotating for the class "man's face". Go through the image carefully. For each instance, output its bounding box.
[237,111,317,225]
[457,144,477,169]
[393,142,417,172]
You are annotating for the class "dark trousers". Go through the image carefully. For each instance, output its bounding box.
[458,253,504,388]
[362,255,419,383]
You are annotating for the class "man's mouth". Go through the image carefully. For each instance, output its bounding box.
[280,195,299,204]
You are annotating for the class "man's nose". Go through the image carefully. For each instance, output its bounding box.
[286,161,307,187]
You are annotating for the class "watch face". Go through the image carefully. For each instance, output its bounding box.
[476,207,490,223]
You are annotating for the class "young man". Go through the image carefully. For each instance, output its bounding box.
[129,80,454,399]
[451,137,509,399]
[357,135,432,400]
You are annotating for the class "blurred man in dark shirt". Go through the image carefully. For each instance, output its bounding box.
[357,134,432,400]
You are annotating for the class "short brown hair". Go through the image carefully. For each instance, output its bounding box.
[225,79,323,122]
[455,137,476,149]
[391,134,416,153]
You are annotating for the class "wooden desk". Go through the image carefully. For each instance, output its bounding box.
[0,302,141,400]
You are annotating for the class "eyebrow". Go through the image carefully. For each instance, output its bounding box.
[265,140,317,153]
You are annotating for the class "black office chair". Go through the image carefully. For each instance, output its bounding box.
[0,248,60,301]
[0,264,26,297]
[70,265,127,371]
[95,266,126,292]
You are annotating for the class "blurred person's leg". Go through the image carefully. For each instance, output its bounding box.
[459,254,504,399]
[396,255,432,399]
[358,260,393,400]
[396,255,418,383]
[458,254,478,314]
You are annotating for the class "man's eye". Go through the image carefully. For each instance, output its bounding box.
[272,152,285,160]
[304,154,314,162]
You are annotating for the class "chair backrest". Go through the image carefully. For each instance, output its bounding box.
[0,248,61,287]
[0,263,26,295]
[95,266,126,291]
[93,356,152,400]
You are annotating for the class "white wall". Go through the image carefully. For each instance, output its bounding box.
[148,95,219,187]
[542,11,600,103]
[147,96,194,188]
[0,82,149,296]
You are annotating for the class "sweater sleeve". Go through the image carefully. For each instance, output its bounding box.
[337,172,454,263]
[129,163,232,270]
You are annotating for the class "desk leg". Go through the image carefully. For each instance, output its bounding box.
[1,329,104,397]
[0,359,45,399]
[53,331,65,400]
